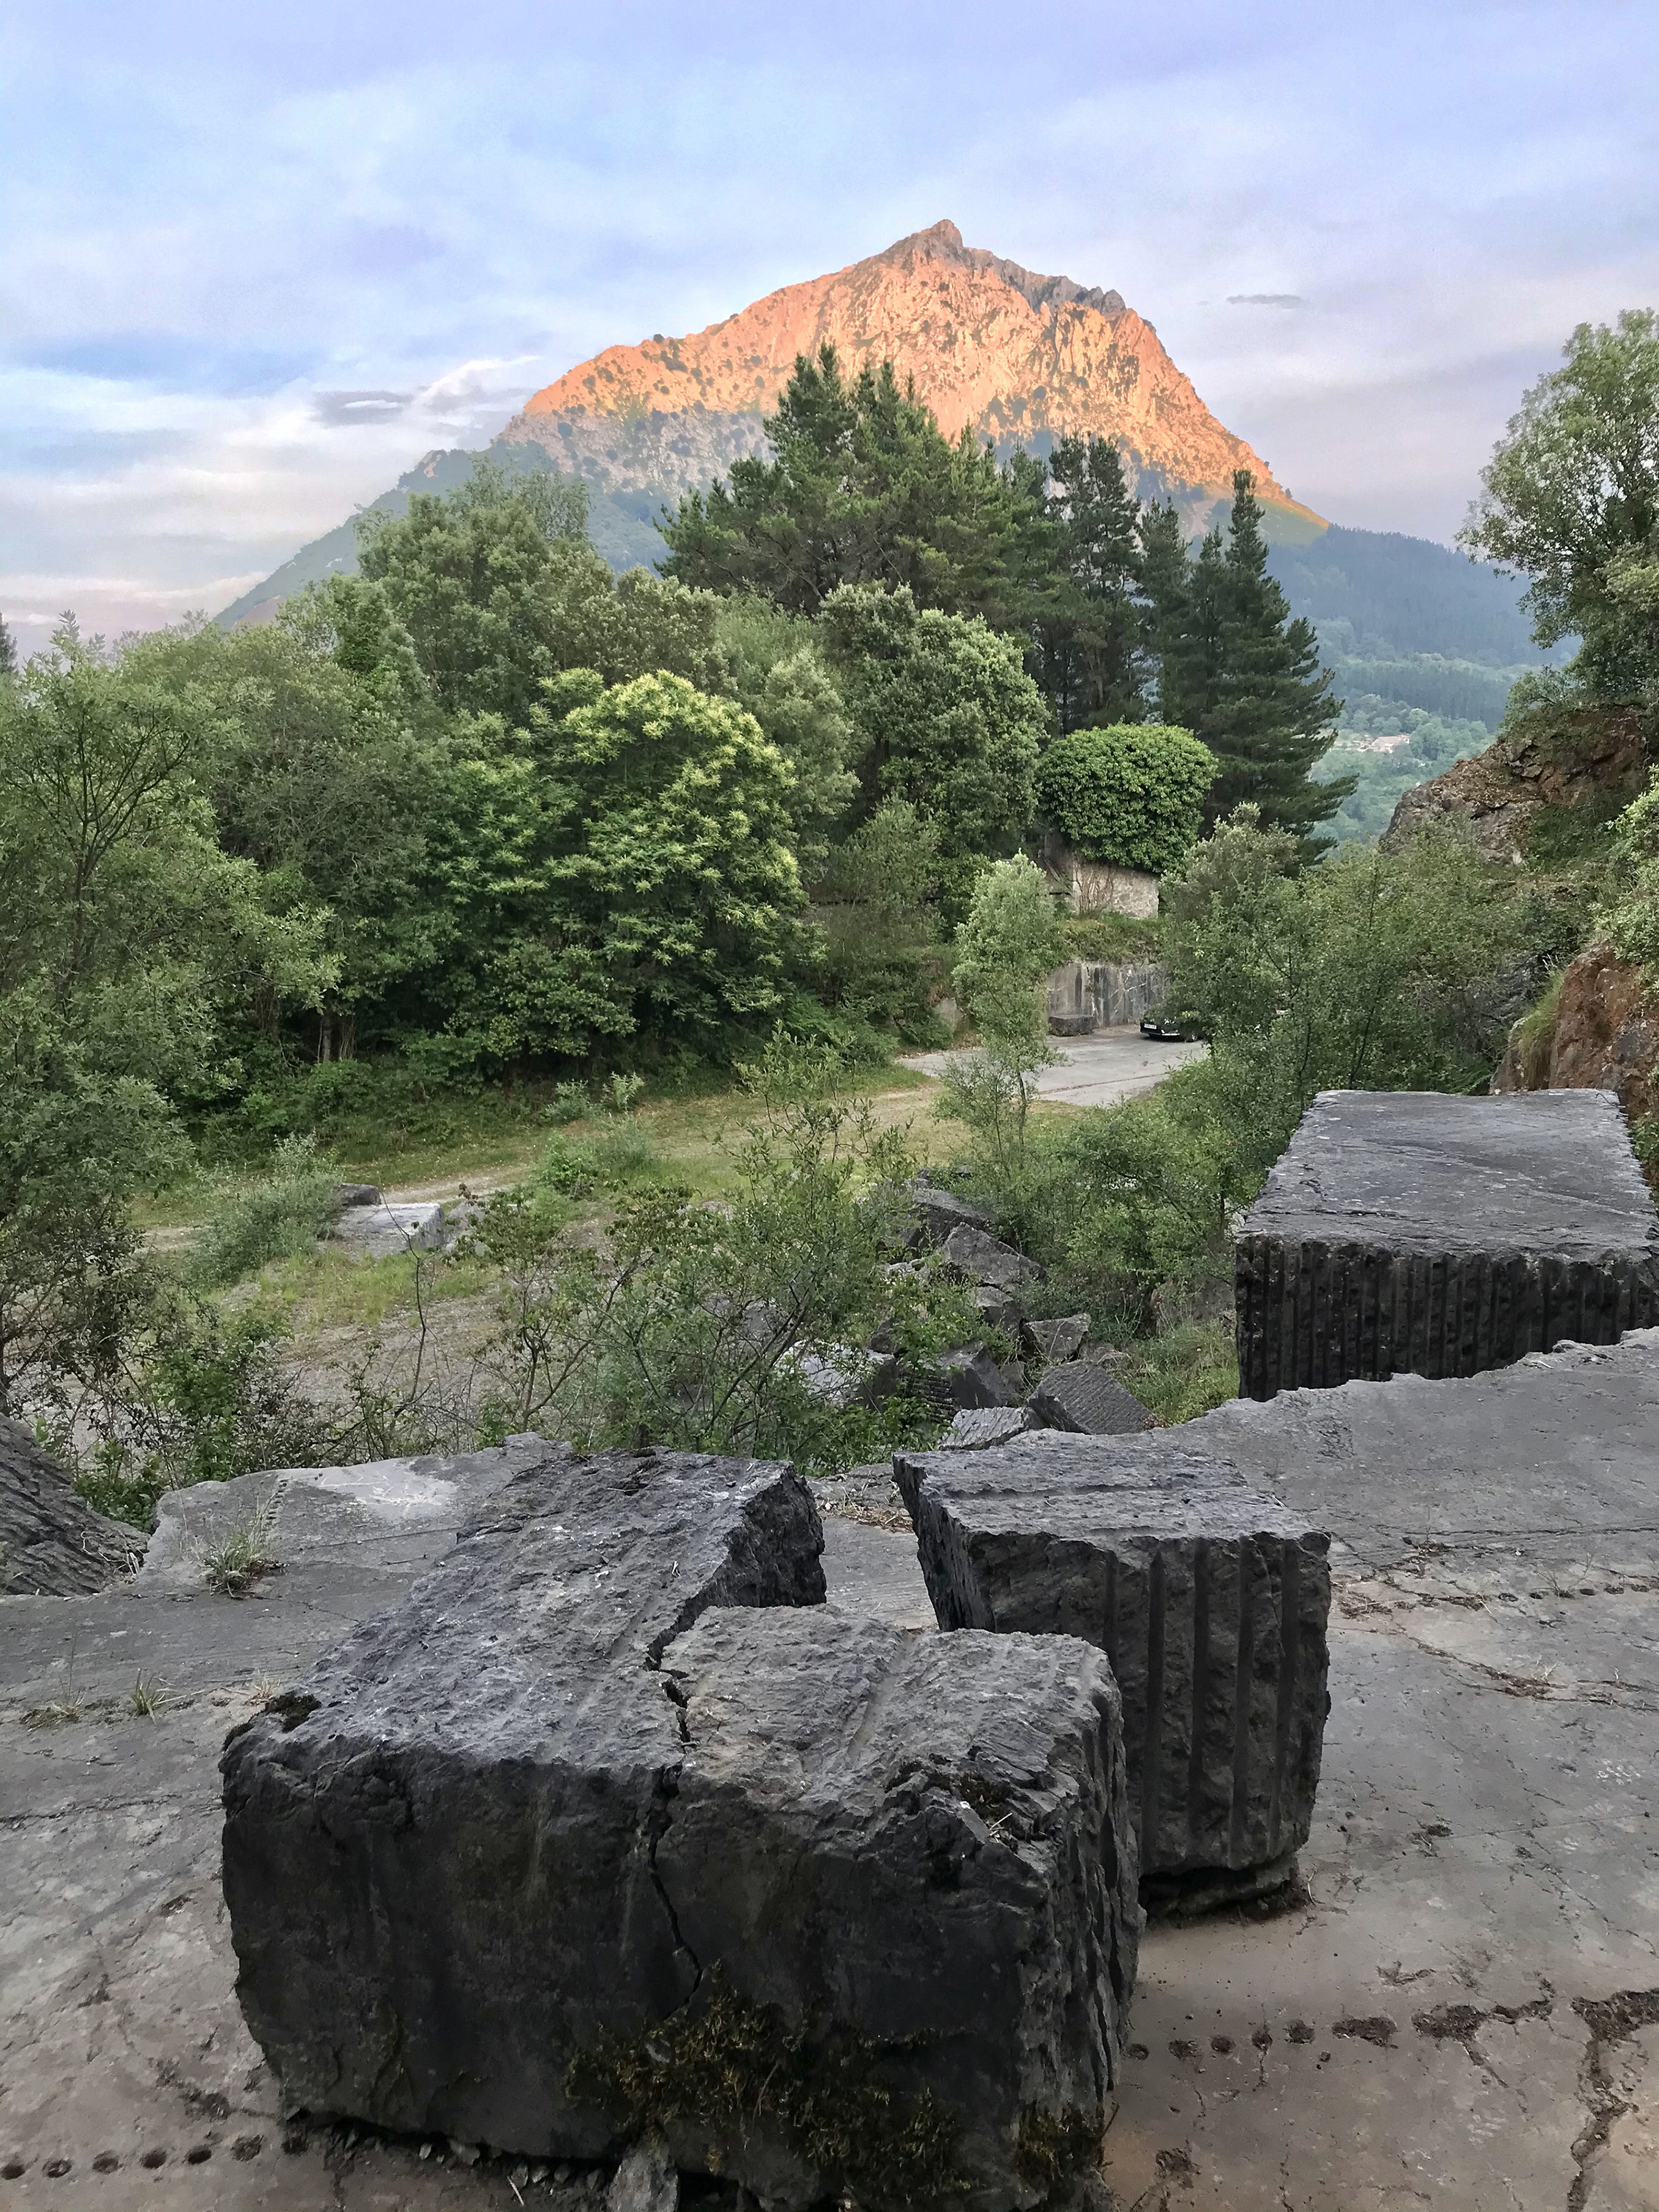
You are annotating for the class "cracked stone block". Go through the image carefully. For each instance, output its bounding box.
[940,1406,1033,1450]
[1235,1089,1659,1400]
[221,1448,825,2162]
[1027,1363,1153,1435]
[893,1431,1331,1905]
[941,1223,1042,1292]
[1023,1314,1089,1363]
[654,1609,1139,2204]
[221,1446,1139,2208]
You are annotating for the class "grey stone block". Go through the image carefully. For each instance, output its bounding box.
[893,1431,1331,1903]
[941,1222,1041,1291]
[970,1283,1019,1332]
[653,1609,1139,2203]
[940,1405,1033,1450]
[1235,1089,1659,1400]
[331,1198,448,1256]
[1028,1362,1154,1434]
[918,1343,1019,1408]
[221,1447,1138,2208]
[902,1179,992,1248]
[0,1417,146,1596]
[221,1448,826,2158]
[1023,1313,1090,1362]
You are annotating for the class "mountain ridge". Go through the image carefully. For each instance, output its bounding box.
[499,218,1323,526]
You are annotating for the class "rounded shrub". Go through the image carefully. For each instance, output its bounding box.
[1035,724,1217,877]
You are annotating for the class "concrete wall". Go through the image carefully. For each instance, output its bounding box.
[1046,959,1167,1033]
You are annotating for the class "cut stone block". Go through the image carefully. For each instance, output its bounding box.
[919,1343,1019,1408]
[221,1446,1138,2208]
[0,1417,146,1595]
[894,1431,1331,1907]
[330,1198,447,1256]
[940,1405,1033,1450]
[1235,1088,1659,1400]
[941,1222,1042,1291]
[1023,1313,1090,1362]
[223,1450,823,2161]
[652,1609,1139,2203]
[1028,1362,1154,1434]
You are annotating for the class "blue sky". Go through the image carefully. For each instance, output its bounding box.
[2,0,1653,654]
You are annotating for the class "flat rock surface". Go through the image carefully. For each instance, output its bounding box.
[1238,1088,1659,1260]
[8,1342,1659,2206]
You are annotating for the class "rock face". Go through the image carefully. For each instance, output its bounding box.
[1492,941,1659,1126]
[500,220,1319,524]
[1382,705,1646,864]
[941,1222,1041,1293]
[0,1418,146,1595]
[902,1178,992,1248]
[1044,960,1167,1035]
[893,1433,1331,1906]
[1028,1364,1154,1436]
[221,1446,1138,2206]
[1234,1089,1659,1401]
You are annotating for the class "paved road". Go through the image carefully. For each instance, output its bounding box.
[902,1022,1205,1108]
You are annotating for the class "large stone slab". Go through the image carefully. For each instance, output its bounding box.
[1234,1088,1659,1400]
[221,1447,1137,2208]
[894,1432,1331,1907]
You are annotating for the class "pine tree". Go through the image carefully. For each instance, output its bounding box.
[1032,436,1143,730]
[1192,473,1348,852]
[1135,501,1190,724]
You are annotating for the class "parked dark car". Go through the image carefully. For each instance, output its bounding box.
[1140,1012,1190,1042]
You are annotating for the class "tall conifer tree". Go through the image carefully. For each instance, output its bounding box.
[1032,435,1143,730]
[1184,473,1348,852]
[1135,501,1190,724]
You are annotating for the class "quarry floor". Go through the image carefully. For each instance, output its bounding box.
[3,1427,1657,2211]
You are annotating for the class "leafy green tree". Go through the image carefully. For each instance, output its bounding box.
[1176,474,1348,852]
[0,615,17,678]
[659,345,1048,626]
[358,461,590,722]
[133,598,452,1060]
[811,799,942,1037]
[1164,805,1524,1162]
[937,856,1061,1181]
[817,584,1043,880]
[1461,310,1659,708]
[1034,723,1217,875]
[434,672,803,1064]
[1031,435,1145,730]
[715,594,859,881]
[0,628,333,1412]
[1600,768,1659,973]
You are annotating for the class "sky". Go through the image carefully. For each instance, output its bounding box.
[2,0,1653,656]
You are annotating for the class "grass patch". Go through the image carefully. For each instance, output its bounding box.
[128,1672,165,1718]
[201,1505,283,1597]
[1055,913,1163,965]
[191,1135,340,1288]
[1108,1315,1238,1426]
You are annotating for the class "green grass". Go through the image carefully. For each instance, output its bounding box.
[1108,1315,1238,1426]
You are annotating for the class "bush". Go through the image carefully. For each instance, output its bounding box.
[191,1136,340,1289]
[1034,723,1217,875]
[459,1041,976,1472]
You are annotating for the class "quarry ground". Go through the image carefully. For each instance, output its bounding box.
[4,1403,1657,2212]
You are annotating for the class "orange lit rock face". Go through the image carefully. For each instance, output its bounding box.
[499,220,1319,520]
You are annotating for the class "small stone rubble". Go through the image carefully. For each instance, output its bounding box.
[1235,1088,1659,1399]
[894,1431,1331,1909]
[221,1446,1140,2208]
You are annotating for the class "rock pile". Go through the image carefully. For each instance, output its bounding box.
[221,1447,1140,2208]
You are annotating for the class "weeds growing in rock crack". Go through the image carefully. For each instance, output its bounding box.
[200,1507,283,1596]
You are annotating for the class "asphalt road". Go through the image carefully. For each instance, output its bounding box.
[902,1022,1206,1108]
